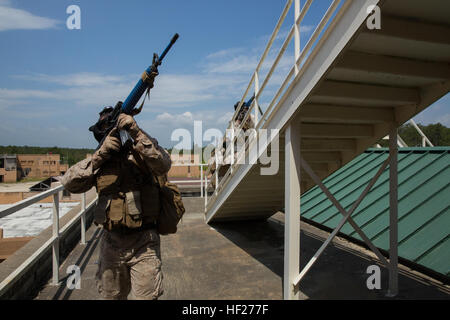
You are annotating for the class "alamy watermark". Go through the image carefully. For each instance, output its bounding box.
[366,5,381,30]
[170,121,280,176]
[66,265,81,290]
[366,265,381,290]
[66,5,81,30]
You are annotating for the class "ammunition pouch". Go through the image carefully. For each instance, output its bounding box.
[94,155,160,232]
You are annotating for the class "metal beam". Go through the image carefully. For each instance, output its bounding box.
[300,104,394,123]
[363,15,450,46]
[294,155,389,287]
[387,128,399,297]
[312,81,420,105]
[302,152,341,164]
[336,51,450,81]
[302,123,373,138]
[302,138,356,151]
[299,157,390,267]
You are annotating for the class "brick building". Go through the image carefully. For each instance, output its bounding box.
[17,154,68,179]
[168,153,201,178]
[0,155,19,183]
[0,154,68,182]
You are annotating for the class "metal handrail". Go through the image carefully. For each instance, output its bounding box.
[231,0,295,124]
[410,119,434,147]
[206,0,345,210]
[0,185,97,295]
[170,163,209,197]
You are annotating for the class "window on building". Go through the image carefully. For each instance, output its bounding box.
[0,159,4,169]
[0,175,3,183]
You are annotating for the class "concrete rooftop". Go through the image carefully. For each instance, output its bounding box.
[35,198,449,300]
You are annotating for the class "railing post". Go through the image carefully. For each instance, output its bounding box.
[254,71,259,125]
[294,0,301,75]
[204,174,208,209]
[284,122,301,300]
[215,144,219,192]
[200,165,204,198]
[80,192,86,245]
[52,192,60,286]
[388,127,399,297]
[231,122,235,174]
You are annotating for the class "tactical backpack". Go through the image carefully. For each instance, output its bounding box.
[132,149,185,235]
[155,176,186,235]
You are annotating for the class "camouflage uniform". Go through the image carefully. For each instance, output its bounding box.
[235,114,255,132]
[61,129,171,300]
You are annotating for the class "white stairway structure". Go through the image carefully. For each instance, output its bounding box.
[205,0,450,299]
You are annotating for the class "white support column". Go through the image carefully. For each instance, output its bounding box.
[294,0,301,75]
[388,127,399,297]
[80,192,86,245]
[52,193,60,286]
[284,123,301,300]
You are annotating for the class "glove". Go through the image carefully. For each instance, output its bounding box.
[148,70,159,89]
[117,113,141,139]
[142,70,159,89]
[92,127,121,169]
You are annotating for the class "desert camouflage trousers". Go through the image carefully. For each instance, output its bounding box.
[95,228,163,300]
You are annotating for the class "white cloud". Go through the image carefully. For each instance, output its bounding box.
[13,73,127,87]
[153,110,233,128]
[3,71,249,112]
[0,2,60,31]
[0,88,58,100]
[155,111,194,125]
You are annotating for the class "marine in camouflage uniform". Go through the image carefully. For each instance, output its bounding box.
[61,108,171,300]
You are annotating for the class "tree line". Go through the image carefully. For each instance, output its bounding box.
[0,146,95,167]
[378,123,450,147]
[0,123,448,167]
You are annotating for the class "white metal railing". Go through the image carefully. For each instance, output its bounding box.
[409,119,434,147]
[379,119,435,148]
[205,0,344,209]
[0,185,97,295]
[170,163,209,197]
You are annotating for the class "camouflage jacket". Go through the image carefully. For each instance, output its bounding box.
[61,130,171,194]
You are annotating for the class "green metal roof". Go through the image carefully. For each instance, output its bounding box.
[301,147,450,278]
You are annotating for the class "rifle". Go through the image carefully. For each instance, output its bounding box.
[96,33,179,150]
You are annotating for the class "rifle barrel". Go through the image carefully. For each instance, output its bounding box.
[121,34,179,114]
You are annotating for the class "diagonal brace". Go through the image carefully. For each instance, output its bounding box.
[293,157,390,288]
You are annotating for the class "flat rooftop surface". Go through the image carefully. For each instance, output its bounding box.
[0,182,37,193]
[35,198,449,300]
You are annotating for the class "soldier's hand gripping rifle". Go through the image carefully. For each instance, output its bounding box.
[95,33,179,150]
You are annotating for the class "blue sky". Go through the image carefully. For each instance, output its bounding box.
[0,0,448,149]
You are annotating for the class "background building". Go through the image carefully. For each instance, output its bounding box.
[0,155,19,183]
[0,154,68,183]
[168,153,201,178]
[16,154,68,180]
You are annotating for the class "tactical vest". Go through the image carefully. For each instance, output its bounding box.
[94,152,160,232]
